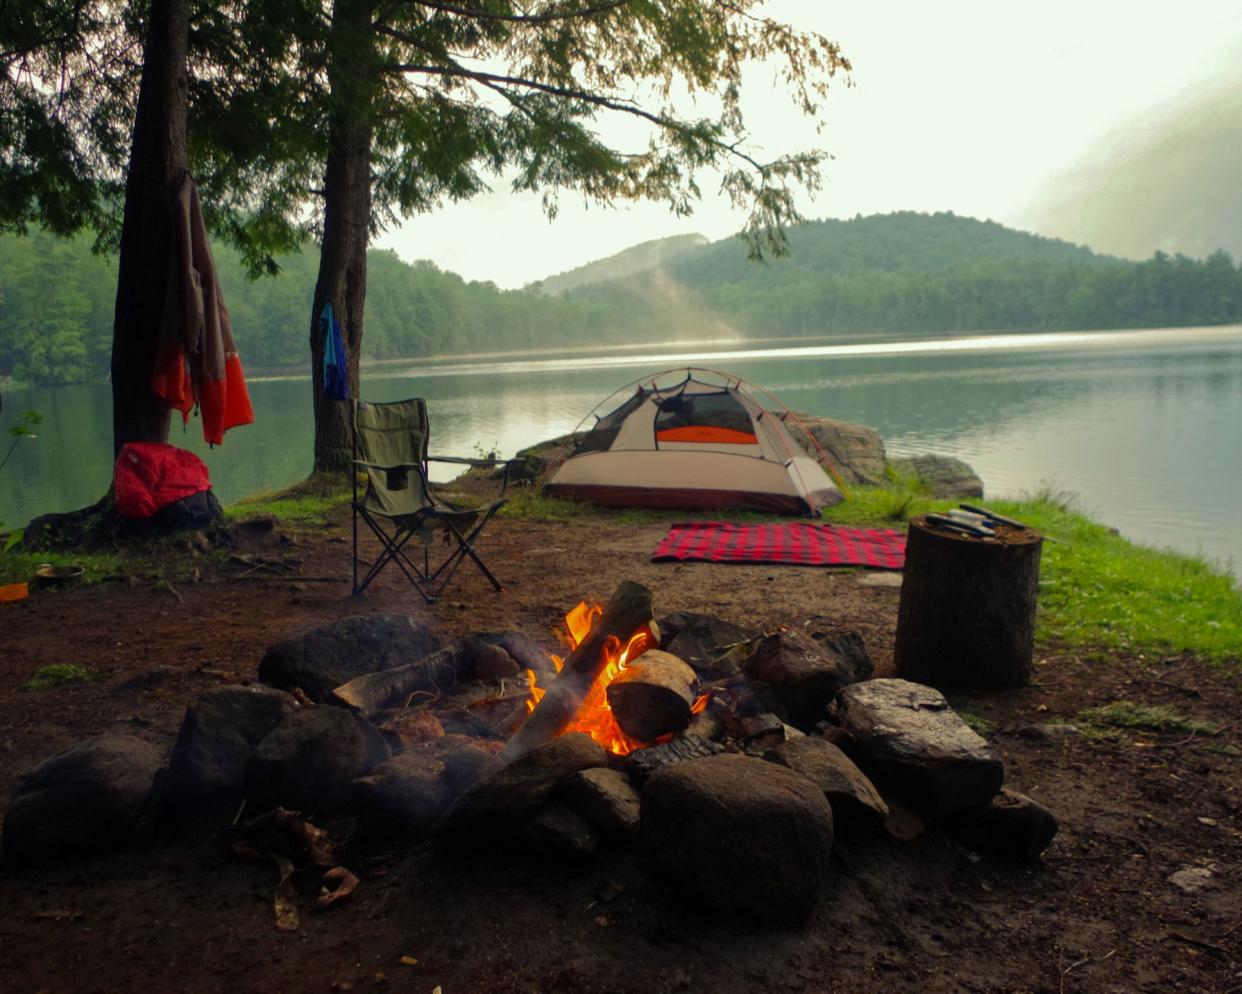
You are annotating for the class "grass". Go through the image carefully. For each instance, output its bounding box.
[20,663,108,692]
[224,472,351,527]
[823,484,1242,664]
[0,548,122,586]
[1075,701,1220,738]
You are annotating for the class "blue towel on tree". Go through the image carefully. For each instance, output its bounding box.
[321,303,349,401]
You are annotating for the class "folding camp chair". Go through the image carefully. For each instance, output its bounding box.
[351,398,511,603]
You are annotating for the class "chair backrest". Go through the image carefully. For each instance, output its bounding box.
[353,398,432,516]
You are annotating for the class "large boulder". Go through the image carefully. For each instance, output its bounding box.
[246,707,390,812]
[440,733,608,837]
[829,679,1003,817]
[888,454,984,499]
[792,416,887,486]
[165,685,300,804]
[351,736,497,832]
[639,754,834,921]
[744,629,873,728]
[944,788,1059,860]
[764,736,888,835]
[4,735,162,865]
[259,615,442,702]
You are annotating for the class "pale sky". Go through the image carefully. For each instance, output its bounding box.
[374,1,1242,289]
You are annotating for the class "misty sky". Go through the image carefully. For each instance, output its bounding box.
[374,1,1242,289]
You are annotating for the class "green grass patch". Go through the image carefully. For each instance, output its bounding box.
[20,663,108,692]
[1076,701,1220,737]
[0,548,122,586]
[498,491,596,522]
[822,485,1242,664]
[987,497,1242,663]
[956,709,994,736]
[226,473,351,526]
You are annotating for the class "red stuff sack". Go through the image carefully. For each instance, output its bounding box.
[114,443,212,519]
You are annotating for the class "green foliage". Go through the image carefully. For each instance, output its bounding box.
[821,483,947,525]
[225,473,352,526]
[6,212,1241,386]
[0,548,121,585]
[498,492,595,522]
[825,489,1242,663]
[19,663,108,692]
[1075,701,1220,737]
[956,709,994,736]
[573,212,1242,337]
[986,497,1242,663]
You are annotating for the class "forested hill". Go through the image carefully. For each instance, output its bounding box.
[567,211,1242,336]
[2,211,1241,387]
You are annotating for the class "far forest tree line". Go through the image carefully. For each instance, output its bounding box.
[2,211,1240,387]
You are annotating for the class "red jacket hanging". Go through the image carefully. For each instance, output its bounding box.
[151,171,255,445]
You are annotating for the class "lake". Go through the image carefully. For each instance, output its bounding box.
[3,325,1240,576]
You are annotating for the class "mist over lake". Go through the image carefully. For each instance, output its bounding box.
[4,325,1240,576]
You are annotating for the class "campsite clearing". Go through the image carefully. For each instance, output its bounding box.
[0,495,1239,993]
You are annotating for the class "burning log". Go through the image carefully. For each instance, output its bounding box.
[605,650,696,741]
[500,581,656,762]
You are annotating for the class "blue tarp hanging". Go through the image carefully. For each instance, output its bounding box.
[321,303,349,401]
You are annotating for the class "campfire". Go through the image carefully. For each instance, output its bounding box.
[523,598,708,756]
[2,576,1059,933]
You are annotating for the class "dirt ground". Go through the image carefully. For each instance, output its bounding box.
[1,504,1240,994]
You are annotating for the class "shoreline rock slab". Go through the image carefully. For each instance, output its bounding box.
[829,679,1003,817]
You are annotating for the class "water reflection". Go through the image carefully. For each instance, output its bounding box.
[2,325,1240,573]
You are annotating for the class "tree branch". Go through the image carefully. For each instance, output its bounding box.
[408,0,631,25]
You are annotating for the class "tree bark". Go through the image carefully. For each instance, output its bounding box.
[893,515,1043,690]
[110,0,189,457]
[310,0,373,473]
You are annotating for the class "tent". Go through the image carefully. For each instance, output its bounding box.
[545,369,843,515]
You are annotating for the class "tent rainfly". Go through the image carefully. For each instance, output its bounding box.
[546,370,843,516]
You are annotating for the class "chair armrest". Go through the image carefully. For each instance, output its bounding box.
[427,455,517,497]
[427,455,507,467]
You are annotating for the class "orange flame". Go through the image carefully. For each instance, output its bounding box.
[520,600,656,755]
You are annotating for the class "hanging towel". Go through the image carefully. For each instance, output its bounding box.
[321,303,349,401]
[151,171,255,445]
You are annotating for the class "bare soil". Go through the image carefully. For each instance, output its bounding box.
[1,505,1240,994]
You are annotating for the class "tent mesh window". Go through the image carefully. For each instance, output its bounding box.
[573,389,650,455]
[654,390,756,445]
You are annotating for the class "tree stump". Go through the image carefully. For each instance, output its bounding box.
[894,515,1043,690]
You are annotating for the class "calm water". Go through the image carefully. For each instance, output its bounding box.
[3,326,1240,575]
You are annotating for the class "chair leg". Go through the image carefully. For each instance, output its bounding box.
[354,512,436,603]
[423,504,506,598]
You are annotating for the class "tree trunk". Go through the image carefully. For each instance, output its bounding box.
[110,0,189,457]
[310,0,373,473]
[893,515,1043,690]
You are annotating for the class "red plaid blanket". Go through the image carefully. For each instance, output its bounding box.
[651,521,906,570]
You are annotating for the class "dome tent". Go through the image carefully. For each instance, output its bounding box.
[546,369,843,516]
